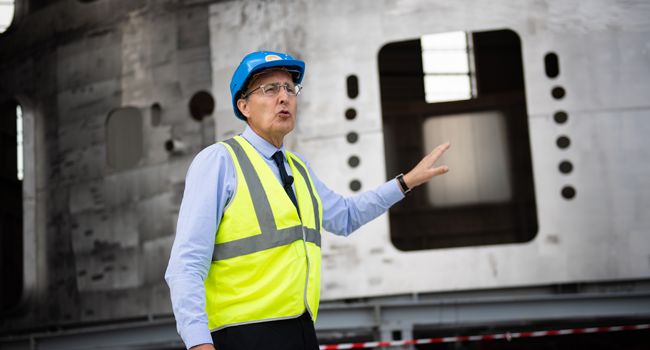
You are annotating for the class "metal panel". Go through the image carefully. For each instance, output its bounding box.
[208,0,650,301]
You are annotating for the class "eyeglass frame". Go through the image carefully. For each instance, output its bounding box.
[242,82,303,99]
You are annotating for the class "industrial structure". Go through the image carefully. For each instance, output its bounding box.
[1,0,649,349]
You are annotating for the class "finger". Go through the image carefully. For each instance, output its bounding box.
[427,141,450,158]
[427,141,451,163]
[430,165,449,178]
[426,141,450,156]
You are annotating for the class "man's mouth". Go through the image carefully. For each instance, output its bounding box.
[278,110,291,117]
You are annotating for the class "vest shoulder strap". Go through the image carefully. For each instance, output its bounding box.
[286,152,321,234]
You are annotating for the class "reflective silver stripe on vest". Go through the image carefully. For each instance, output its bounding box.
[214,226,308,261]
[303,227,320,248]
[213,138,320,262]
[290,156,321,234]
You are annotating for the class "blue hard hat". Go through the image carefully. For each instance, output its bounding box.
[230,51,305,120]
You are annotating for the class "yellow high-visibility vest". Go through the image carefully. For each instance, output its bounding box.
[204,136,323,331]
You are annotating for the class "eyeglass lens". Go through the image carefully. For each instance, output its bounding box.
[262,83,301,96]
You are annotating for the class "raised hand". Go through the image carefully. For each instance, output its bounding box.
[401,141,450,192]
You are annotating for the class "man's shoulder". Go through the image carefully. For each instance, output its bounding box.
[287,151,310,167]
[190,142,232,167]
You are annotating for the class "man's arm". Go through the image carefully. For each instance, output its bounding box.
[165,144,235,350]
[293,141,450,236]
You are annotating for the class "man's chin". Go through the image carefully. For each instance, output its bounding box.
[279,125,295,135]
[275,119,295,132]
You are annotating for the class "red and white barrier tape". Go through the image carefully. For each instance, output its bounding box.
[319,324,650,349]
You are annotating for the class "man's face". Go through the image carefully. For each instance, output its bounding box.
[238,70,298,145]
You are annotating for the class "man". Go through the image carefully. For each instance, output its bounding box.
[165,51,450,350]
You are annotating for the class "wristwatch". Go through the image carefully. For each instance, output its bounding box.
[395,173,411,195]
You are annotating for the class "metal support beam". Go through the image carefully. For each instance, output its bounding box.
[315,291,650,331]
[0,319,183,350]
[2,284,650,350]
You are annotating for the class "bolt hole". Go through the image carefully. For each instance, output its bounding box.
[189,91,215,121]
[554,111,568,124]
[559,161,573,174]
[345,108,357,120]
[348,156,360,168]
[556,136,570,149]
[562,186,576,199]
[552,86,565,99]
[350,180,361,192]
[347,132,358,144]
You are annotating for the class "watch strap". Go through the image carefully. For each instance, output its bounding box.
[396,173,411,195]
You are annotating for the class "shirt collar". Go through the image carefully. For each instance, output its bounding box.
[241,125,286,161]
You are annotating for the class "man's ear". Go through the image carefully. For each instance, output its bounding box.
[237,99,250,119]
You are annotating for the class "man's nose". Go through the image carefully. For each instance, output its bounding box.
[277,86,290,103]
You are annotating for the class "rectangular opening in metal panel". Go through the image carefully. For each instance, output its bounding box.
[421,31,475,103]
[378,29,538,251]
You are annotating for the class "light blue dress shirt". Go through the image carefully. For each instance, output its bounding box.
[165,125,405,349]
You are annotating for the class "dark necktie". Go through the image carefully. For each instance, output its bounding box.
[271,151,300,216]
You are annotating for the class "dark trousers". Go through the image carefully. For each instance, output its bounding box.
[211,312,320,350]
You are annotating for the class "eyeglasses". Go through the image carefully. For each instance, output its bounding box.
[243,83,302,99]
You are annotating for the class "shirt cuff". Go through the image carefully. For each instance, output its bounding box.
[380,178,405,206]
[181,323,213,349]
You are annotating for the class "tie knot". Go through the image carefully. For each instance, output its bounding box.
[272,151,284,166]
